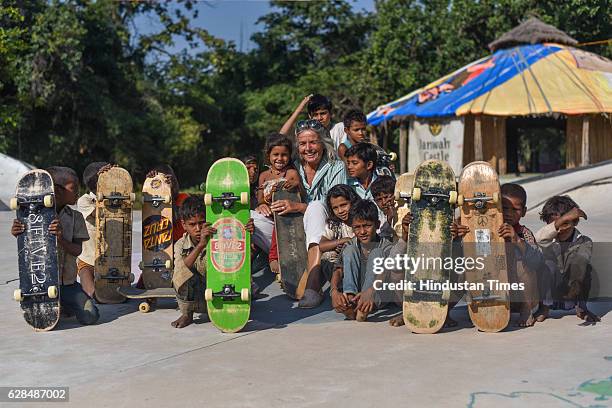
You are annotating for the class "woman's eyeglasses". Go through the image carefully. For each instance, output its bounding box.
[296,119,324,133]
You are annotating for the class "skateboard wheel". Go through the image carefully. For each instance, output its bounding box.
[405,287,414,298]
[412,187,421,202]
[204,193,213,206]
[9,197,18,210]
[139,302,151,313]
[448,191,458,205]
[47,286,58,299]
[43,195,54,208]
[162,195,171,204]
[241,288,249,302]
[275,273,281,283]
[240,191,249,205]
[130,193,136,202]
[457,194,464,206]
[129,273,135,283]
[442,289,451,301]
[389,152,397,161]
[164,260,172,269]
[138,261,143,270]
[205,288,213,301]
[492,192,500,204]
[13,289,23,302]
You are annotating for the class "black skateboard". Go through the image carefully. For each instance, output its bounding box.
[10,170,60,331]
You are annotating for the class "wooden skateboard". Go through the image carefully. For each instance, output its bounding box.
[273,190,308,299]
[458,161,510,332]
[118,173,173,312]
[393,172,414,238]
[11,170,60,331]
[403,160,457,333]
[204,158,251,333]
[94,167,135,304]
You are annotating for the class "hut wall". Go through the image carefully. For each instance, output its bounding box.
[463,115,507,174]
[566,115,612,168]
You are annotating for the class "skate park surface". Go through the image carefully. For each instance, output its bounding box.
[1,163,611,407]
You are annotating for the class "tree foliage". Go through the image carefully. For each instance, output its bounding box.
[0,0,609,187]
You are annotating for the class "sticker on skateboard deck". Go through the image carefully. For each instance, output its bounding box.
[394,172,414,238]
[118,173,174,312]
[458,161,510,332]
[204,158,251,333]
[273,190,308,299]
[94,167,135,304]
[403,160,457,334]
[11,170,60,331]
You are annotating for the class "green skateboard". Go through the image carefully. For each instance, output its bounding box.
[203,158,251,333]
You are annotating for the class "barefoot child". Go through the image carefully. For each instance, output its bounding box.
[499,183,545,327]
[172,196,255,328]
[12,166,99,325]
[255,134,302,218]
[331,200,393,321]
[535,196,599,322]
[338,110,368,162]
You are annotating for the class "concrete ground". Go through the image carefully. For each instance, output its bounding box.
[1,166,611,407]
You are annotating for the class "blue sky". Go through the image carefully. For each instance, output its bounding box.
[136,0,376,52]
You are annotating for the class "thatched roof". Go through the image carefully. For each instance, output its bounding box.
[489,17,578,52]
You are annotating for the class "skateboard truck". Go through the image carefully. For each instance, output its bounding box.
[143,195,171,208]
[97,268,135,282]
[205,284,249,302]
[457,192,499,208]
[10,195,54,210]
[204,192,249,209]
[97,191,136,207]
[411,188,458,205]
[139,258,172,271]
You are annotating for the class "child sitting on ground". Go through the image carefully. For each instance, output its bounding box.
[255,134,302,218]
[12,166,98,325]
[338,110,369,162]
[172,196,254,328]
[331,200,394,322]
[535,195,599,322]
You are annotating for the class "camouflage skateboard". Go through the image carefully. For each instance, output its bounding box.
[204,158,251,333]
[118,173,174,312]
[403,160,457,333]
[458,161,510,332]
[94,167,135,303]
[11,170,60,331]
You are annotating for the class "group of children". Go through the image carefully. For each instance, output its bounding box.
[11,93,600,331]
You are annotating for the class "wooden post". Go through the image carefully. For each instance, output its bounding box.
[581,116,590,166]
[382,124,389,151]
[399,121,408,174]
[370,126,378,145]
[474,115,483,161]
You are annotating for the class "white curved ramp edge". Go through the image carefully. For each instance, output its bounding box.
[0,153,35,210]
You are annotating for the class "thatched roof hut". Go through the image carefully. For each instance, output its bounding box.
[489,17,578,51]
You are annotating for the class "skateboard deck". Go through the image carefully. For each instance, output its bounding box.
[11,170,60,331]
[204,158,251,333]
[403,160,456,334]
[117,287,176,313]
[94,167,134,304]
[393,172,414,238]
[273,190,308,299]
[459,161,510,332]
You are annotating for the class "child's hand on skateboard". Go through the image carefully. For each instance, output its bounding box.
[498,223,519,243]
[245,218,255,234]
[198,223,216,248]
[450,222,469,239]
[256,203,272,217]
[401,212,413,241]
[11,219,25,237]
[49,218,63,240]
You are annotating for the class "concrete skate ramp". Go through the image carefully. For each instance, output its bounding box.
[0,153,34,210]
[516,160,612,211]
